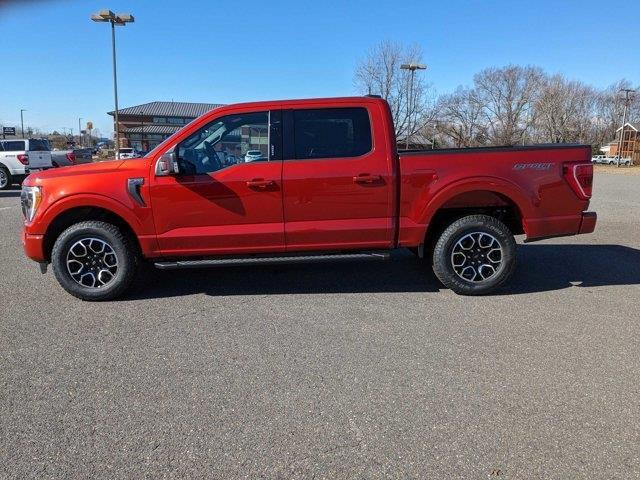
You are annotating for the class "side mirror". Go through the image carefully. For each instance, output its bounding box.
[155,149,180,176]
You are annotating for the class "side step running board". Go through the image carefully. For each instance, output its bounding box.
[154,252,390,270]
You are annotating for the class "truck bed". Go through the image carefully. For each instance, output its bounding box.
[396,143,593,245]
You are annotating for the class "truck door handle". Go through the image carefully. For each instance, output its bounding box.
[353,174,382,184]
[246,179,276,189]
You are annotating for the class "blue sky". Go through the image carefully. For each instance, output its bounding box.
[1,0,638,135]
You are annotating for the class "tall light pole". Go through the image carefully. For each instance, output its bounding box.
[91,10,134,159]
[78,117,82,147]
[20,109,26,138]
[139,110,144,152]
[616,88,636,167]
[400,63,427,149]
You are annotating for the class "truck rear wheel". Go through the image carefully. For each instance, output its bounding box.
[0,166,11,190]
[432,214,516,295]
[51,221,138,301]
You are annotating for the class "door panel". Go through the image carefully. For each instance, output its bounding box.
[282,106,394,251]
[149,109,285,257]
[151,161,284,256]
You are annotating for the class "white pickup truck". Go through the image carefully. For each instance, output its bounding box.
[0,138,52,189]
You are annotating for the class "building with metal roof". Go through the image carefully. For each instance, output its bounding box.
[108,101,224,150]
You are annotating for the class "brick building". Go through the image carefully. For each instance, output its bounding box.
[606,123,640,163]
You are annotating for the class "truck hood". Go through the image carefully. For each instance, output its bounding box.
[24,160,125,186]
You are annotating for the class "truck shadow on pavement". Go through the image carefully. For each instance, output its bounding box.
[126,244,640,300]
[0,190,22,198]
[506,243,640,294]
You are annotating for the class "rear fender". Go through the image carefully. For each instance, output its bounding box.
[418,176,534,237]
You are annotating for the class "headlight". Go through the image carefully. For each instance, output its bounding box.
[21,186,43,222]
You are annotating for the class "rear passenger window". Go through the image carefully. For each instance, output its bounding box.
[293,108,372,160]
[2,141,25,151]
[29,139,50,151]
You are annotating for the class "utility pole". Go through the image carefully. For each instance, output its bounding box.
[20,109,26,138]
[400,63,427,150]
[78,117,82,147]
[616,88,635,167]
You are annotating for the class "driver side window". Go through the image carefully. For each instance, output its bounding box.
[176,111,269,174]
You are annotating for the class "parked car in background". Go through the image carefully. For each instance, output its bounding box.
[51,150,76,167]
[244,150,264,162]
[51,148,94,167]
[117,148,141,159]
[601,156,631,166]
[21,96,596,300]
[591,155,605,164]
[73,148,94,162]
[0,138,52,189]
[614,156,631,166]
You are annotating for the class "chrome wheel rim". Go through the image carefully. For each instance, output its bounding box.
[0,170,7,188]
[66,238,118,288]
[451,232,503,282]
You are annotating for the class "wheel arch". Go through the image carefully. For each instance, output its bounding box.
[418,178,531,255]
[42,202,142,262]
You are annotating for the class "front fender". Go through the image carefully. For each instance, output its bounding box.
[31,193,146,236]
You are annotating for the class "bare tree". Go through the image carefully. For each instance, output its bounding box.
[355,45,638,152]
[436,87,487,147]
[533,74,595,143]
[473,65,545,145]
[354,40,436,141]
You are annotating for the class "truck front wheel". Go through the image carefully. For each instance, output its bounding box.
[51,221,138,301]
[432,214,516,295]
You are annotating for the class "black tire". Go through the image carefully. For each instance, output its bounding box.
[432,214,516,295]
[51,221,138,301]
[0,166,11,190]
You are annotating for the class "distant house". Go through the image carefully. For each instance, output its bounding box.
[604,122,640,162]
[108,101,223,150]
[397,132,435,150]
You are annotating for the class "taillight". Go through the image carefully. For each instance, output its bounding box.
[66,152,76,165]
[17,154,29,165]
[563,162,593,200]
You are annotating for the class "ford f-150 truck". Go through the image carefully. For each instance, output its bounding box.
[21,96,596,300]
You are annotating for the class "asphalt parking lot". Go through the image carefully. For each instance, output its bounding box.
[1,172,639,478]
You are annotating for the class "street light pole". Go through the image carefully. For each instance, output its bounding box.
[616,88,636,167]
[139,110,144,151]
[78,117,82,147]
[91,10,134,159]
[110,19,120,156]
[20,109,26,138]
[400,63,427,150]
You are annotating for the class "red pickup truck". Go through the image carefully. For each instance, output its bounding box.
[21,96,596,300]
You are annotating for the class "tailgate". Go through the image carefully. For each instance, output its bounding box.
[27,139,52,169]
[27,150,52,169]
